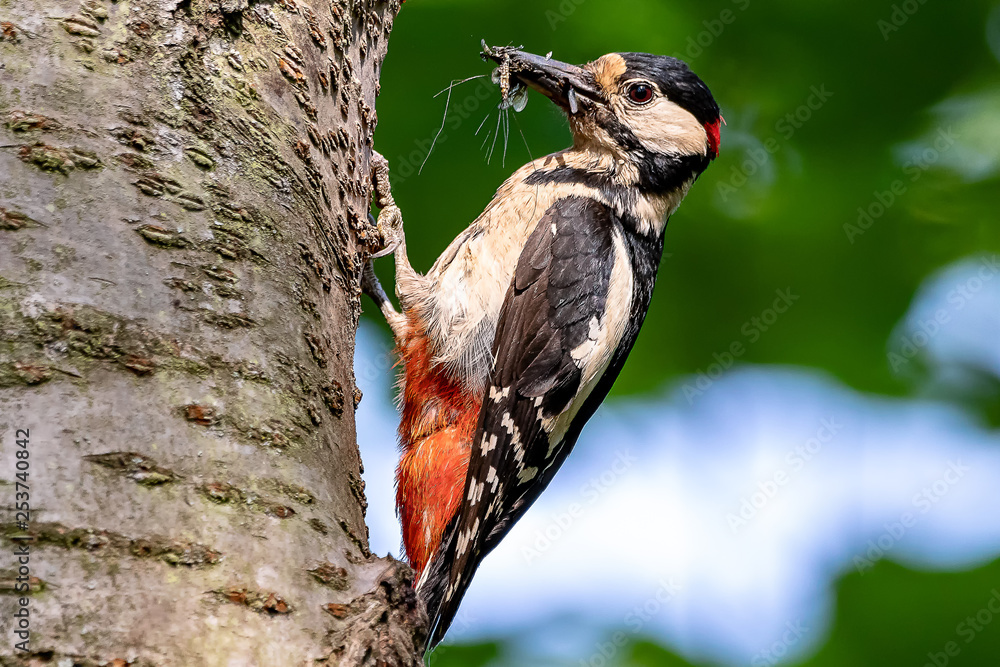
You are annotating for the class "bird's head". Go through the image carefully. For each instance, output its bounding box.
[484,47,721,189]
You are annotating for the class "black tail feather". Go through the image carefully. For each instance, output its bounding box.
[419,518,465,650]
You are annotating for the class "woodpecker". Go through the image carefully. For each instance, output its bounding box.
[363,46,721,649]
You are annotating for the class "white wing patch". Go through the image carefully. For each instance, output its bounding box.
[570,315,601,364]
[543,226,634,446]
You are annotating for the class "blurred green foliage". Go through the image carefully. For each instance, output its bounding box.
[369,1,1000,664]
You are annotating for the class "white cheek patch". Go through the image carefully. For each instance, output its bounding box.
[627,98,708,157]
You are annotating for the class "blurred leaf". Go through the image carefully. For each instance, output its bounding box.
[427,640,501,667]
[795,558,1000,667]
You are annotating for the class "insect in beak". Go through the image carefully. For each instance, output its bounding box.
[486,41,530,113]
[482,42,602,115]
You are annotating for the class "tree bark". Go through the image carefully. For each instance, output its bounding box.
[0,0,425,664]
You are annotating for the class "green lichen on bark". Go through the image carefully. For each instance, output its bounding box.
[198,480,297,518]
[0,522,222,567]
[83,451,179,486]
[0,207,40,230]
[0,570,47,596]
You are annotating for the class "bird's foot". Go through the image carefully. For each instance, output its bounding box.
[369,151,405,259]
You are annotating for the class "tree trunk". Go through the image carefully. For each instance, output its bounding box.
[0,0,425,664]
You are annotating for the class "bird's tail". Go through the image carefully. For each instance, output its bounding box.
[416,517,469,651]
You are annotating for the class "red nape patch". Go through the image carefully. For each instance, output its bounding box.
[704,116,723,159]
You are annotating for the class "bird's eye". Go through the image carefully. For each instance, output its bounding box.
[627,83,654,105]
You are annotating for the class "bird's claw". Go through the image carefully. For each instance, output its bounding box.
[368,151,405,259]
[371,205,404,259]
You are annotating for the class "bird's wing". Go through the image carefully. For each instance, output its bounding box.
[421,195,645,647]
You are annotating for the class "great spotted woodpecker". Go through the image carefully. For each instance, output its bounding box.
[363,46,721,649]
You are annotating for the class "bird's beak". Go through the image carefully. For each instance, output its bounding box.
[482,45,602,115]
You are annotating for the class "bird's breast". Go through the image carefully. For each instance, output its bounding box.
[420,160,614,393]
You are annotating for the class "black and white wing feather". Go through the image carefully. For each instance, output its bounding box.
[420,195,663,647]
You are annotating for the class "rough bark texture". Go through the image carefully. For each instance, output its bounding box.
[0,0,425,664]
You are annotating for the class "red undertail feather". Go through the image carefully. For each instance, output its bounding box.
[395,317,479,576]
